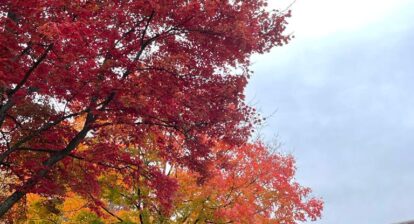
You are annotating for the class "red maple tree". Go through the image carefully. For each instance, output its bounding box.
[0,0,295,218]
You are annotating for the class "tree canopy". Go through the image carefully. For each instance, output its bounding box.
[0,0,322,223]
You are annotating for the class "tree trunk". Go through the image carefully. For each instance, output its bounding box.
[0,113,94,217]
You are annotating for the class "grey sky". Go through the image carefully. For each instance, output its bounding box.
[247,1,414,223]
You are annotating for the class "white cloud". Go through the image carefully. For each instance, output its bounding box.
[268,0,413,37]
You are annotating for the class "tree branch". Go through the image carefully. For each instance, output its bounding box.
[0,111,94,217]
[0,110,87,164]
[0,44,53,128]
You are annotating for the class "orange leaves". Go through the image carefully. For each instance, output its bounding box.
[173,142,323,223]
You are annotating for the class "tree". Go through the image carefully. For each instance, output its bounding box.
[20,141,322,224]
[172,142,323,223]
[0,0,293,218]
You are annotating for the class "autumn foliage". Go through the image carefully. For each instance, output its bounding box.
[11,141,322,224]
[1,0,322,223]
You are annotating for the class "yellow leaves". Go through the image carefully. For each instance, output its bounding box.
[26,194,42,203]
[25,194,62,223]
[116,210,140,223]
[24,193,100,224]
[100,170,130,189]
[61,193,87,218]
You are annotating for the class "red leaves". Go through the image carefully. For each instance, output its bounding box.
[0,1,322,222]
[148,169,178,214]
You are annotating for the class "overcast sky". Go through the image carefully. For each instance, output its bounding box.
[246,0,414,223]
